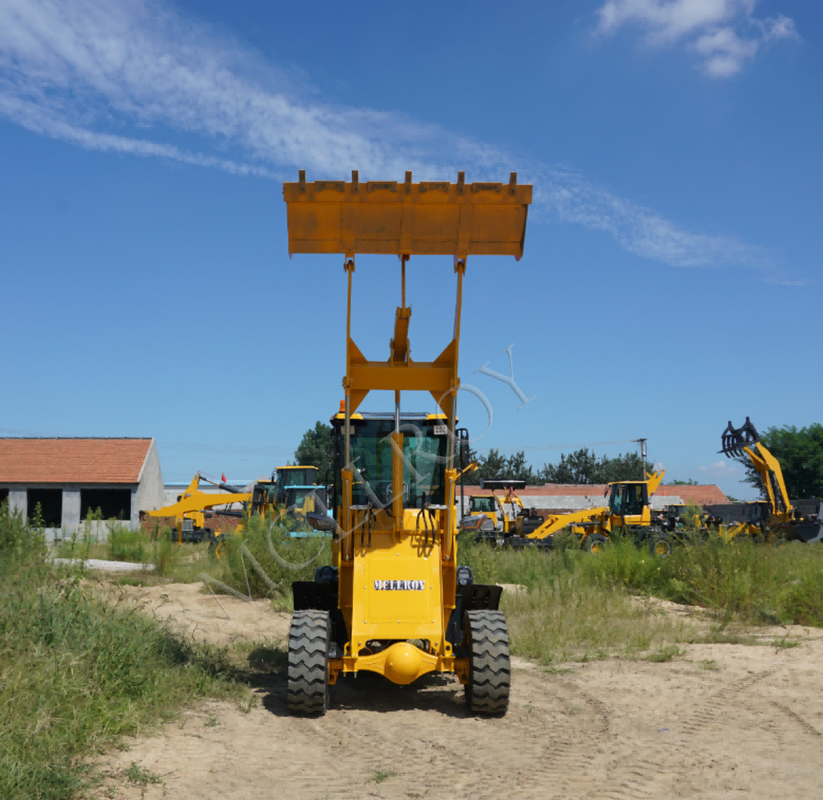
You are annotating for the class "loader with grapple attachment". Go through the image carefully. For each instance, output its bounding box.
[708,417,823,543]
[282,169,532,715]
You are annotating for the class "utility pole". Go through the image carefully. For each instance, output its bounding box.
[635,438,647,479]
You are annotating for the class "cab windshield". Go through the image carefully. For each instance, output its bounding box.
[285,487,327,510]
[470,496,497,514]
[333,415,448,508]
[609,483,646,516]
[278,467,318,487]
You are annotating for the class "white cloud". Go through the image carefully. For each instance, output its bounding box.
[698,459,743,477]
[535,165,767,269]
[0,0,799,282]
[595,1,798,77]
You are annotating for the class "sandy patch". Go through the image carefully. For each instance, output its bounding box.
[94,584,823,800]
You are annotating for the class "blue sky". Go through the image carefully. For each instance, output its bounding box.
[0,0,819,499]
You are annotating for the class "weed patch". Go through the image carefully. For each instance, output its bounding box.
[0,505,251,800]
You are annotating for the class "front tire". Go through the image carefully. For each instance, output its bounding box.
[464,609,510,716]
[649,534,672,557]
[584,533,608,554]
[208,533,232,561]
[287,610,331,716]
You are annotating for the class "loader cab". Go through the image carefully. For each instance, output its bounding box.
[470,495,498,514]
[330,411,449,511]
[608,481,649,523]
[274,465,320,505]
[467,495,501,532]
[283,485,328,517]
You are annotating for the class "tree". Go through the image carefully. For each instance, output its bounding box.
[471,448,506,483]
[740,423,823,500]
[466,448,540,485]
[668,479,698,486]
[294,421,334,484]
[538,448,654,484]
[599,452,651,483]
[540,448,601,484]
[460,445,659,486]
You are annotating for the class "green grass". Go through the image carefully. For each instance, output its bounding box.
[644,644,683,662]
[124,762,162,787]
[370,768,397,785]
[771,636,801,649]
[455,531,823,665]
[0,504,254,800]
[211,512,333,604]
[53,519,198,576]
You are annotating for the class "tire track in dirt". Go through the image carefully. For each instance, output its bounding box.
[266,667,615,800]
[769,701,822,738]
[581,670,774,800]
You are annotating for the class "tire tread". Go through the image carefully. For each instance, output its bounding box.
[287,610,330,716]
[465,609,510,716]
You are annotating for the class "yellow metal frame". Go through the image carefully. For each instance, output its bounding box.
[284,170,531,685]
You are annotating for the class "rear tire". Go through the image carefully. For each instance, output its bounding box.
[287,610,330,716]
[464,609,510,716]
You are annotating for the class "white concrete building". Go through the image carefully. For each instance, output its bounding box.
[0,438,164,540]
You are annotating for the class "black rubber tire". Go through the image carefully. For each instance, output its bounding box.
[584,533,608,553]
[464,609,510,716]
[208,533,232,562]
[649,535,672,557]
[287,610,330,716]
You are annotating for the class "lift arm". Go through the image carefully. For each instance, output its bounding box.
[525,506,609,540]
[720,418,793,516]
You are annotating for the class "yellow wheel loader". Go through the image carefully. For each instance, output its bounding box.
[461,479,544,545]
[147,472,252,549]
[478,469,673,555]
[147,470,326,558]
[706,418,823,544]
[282,169,532,715]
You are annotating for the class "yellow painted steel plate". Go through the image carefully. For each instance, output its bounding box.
[283,174,532,259]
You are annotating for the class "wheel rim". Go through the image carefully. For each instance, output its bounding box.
[590,540,603,553]
[654,540,670,556]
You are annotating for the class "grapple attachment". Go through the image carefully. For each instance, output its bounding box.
[720,417,760,458]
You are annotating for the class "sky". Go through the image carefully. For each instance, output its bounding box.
[0,0,819,499]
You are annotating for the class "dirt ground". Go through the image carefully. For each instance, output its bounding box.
[95,582,823,800]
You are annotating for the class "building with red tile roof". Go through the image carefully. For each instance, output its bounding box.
[0,438,164,536]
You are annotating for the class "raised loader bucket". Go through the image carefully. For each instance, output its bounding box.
[720,417,760,458]
[283,170,532,258]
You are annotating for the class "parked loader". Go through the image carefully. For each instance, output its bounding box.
[148,469,327,558]
[472,469,673,555]
[147,472,252,553]
[707,418,823,543]
[282,169,532,715]
[272,465,330,536]
[462,479,544,544]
